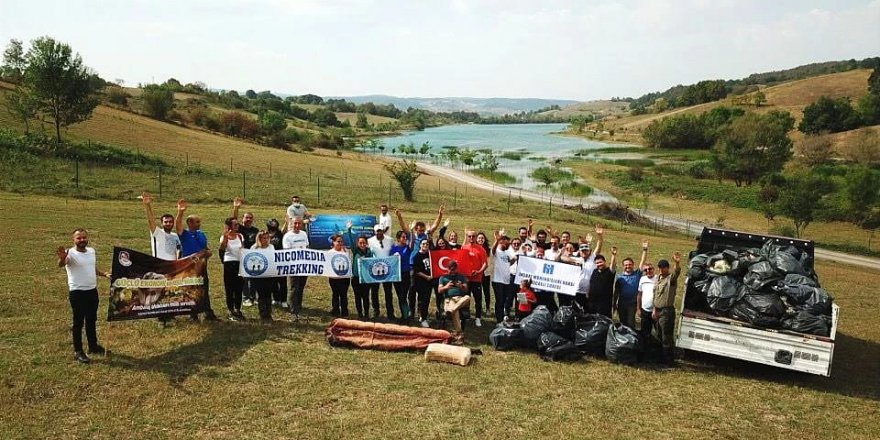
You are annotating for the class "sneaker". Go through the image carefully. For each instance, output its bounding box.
[228,314,240,322]
[272,301,281,307]
[74,351,91,364]
[88,345,106,356]
[420,319,430,328]
[281,302,289,309]
[242,299,254,307]
[475,318,482,327]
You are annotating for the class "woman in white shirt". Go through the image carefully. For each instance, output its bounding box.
[327,234,352,317]
[219,217,245,321]
[636,263,657,339]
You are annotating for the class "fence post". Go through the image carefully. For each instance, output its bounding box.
[185,153,189,169]
[317,176,321,205]
[269,163,272,179]
[243,171,247,200]
[158,167,163,198]
[230,157,233,172]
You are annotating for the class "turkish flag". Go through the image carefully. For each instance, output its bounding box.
[430,249,474,279]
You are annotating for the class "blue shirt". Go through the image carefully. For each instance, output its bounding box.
[410,232,429,266]
[180,229,208,257]
[615,270,642,303]
[391,245,413,271]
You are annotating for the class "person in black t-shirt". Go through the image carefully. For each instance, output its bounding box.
[588,252,617,319]
[232,197,259,306]
[412,239,434,327]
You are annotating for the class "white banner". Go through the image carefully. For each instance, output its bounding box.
[239,248,352,278]
[514,256,581,296]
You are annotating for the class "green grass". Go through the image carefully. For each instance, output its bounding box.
[605,158,656,167]
[0,193,877,439]
[574,146,645,155]
[500,151,529,160]
[470,169,517,185]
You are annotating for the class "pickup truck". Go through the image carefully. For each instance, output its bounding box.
[676,227,839,376]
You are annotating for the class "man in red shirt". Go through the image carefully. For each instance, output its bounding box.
[461,229,488,327]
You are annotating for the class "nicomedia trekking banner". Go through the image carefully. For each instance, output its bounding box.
[514,256,581,296]
[108,247,208,321]
[239,248,352,278]
[308,214,377,250]
[358,255,402,284]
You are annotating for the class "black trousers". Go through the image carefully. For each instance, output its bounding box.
[536,290,557,314]
[251,278,274,319]
[69,289,99,353]
[468,281,484,318]
[273,276,288,303]
[223,261,243,312]
[393,271,412,319]
[287,276,307,314]
[481,275,491,312]
[415,278,433,320]
[590,294,612,318]
[351,277,370,319]
[369,282,395,317]
[191,269,215,318]
[639,309,654,340]
[329,278,350,316]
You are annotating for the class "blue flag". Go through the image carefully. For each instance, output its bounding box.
[358,255,402,284]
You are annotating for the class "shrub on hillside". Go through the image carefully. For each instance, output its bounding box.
[219,111,260,139]
[798,96,863,134]
[106,87,129,106]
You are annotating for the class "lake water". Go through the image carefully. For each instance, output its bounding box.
[380,123,621,196]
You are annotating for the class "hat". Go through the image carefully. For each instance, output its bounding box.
[657,259,670,268]
[373,224,383,232]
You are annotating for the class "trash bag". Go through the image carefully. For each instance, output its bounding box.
[762,240,807,276]
[779,285,833,315]
[729,292,786,328]
[489,324,525,351]
[738,248,765,266]
[782,273,818,288]
[743,261,781,292]
[573,314,613,355]
[782,310,830,336]
[706,253,732,275]
[537,331,582,361]
[605,323,642,365]
[706,276,747,314]
[520,306,553,346]
[552,306,577,338]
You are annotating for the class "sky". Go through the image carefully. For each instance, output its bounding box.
[2,0,879,101]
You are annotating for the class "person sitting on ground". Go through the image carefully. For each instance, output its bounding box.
[438,260,471,345]
[515,278,538,321]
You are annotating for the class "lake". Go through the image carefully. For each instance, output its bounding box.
[380,123,623,196]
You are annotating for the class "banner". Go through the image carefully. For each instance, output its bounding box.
[514,256,581,296]
[239,248,352,278]
[308,214,377,250]
[429,249,475,279]
[108,247,208,321]
[358,255,402,284]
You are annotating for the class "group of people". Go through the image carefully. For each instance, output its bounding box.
[58,195,683,364]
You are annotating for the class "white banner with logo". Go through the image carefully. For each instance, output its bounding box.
[239,248,352,278]
[514,256,581,296]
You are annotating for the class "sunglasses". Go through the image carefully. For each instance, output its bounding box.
[645,267,654,271]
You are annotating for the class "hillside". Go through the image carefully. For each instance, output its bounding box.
[333,95,581,115]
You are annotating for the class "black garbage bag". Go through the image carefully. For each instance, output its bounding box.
[552,306,577,338]
[537,331,582,361]
[779,285,833,315]
[738,248,765,266]
[770,251,807,276]
[729,292,786,328]
[782,273,819,288]
[573,314,613,355]
[743,261,781,292]
[520,306,553,346]
[489,324,526,351]
[605,323,642,365]
[688,254,710,281]
[706,276,747,314]
[706,253,733,275]
[782,309,830,336]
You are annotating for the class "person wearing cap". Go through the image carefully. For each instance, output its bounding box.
[613,240,649,329]
[282,216,310,319]
[266,218,287,308]
[174,199,218,322]
[652,252,682,366]
[367,223,395,319]
[438,260,471,344]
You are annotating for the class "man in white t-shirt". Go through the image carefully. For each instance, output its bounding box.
[285,195,313,226]
[491,232,513,322]
[142,192,180,326]
[367,224,396,319]
[282,216,310,318]
[636,263,657,339]
[56,228,110,364]
[573,225,604,313]
[377,204,393,233]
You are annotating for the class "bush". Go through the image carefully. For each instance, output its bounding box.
[219,111,260,139]
[799,96,863,134]
[106,87,129,106]
[628,166,644,181]
[141,84,175,120]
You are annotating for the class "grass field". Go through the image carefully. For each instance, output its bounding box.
[0,193,877,439]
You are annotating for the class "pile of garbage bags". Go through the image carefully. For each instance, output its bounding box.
[686,240,833,336]
[489,305,648,364]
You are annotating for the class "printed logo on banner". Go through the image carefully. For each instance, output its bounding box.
[118,251,132,267]
[367,260,392,281]
[331,254,351,276]
[243,252,270,276]
[543,263,554,275]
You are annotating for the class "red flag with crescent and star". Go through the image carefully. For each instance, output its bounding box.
[429,249,475,279]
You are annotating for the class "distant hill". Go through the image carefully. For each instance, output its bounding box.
[330,95,581,115]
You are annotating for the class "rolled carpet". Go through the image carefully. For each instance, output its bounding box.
[326,318,452,351]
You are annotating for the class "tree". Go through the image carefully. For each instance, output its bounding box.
[798,96,863,134]
[843,166,880,250]
[245,89,257,99]
[856,92,880,125]
[839,128,880,165]
[258,110,287,135]
[711,111,794,186]
[6,37,100,142]
[355,111,369,129]
[1,39,25,82]
[418,141,431,156]
[758,173,785,229]
[868,66,880,95]
[141,84,174,120]
[752,90,766,107]
[2,87,37,133]
[479,151,499,172]
[384,159,422,201]
[777,171,833,238]
[795,134,834,167]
